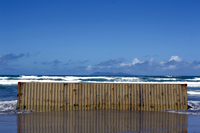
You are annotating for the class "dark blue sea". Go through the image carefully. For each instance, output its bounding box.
[0,75,200,115]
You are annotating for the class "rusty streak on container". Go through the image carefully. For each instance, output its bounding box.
[182,84,188,110]
[17,82,188,111]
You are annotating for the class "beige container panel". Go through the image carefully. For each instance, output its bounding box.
[26,83,31,110]
[23,83,28,110]
[174,84,178,110]
[75,83,79,110]
[105,84,109,109]
[110,83,114,109]
[121,84,125,110]
[66,83,69,110]
[41,83,45,111]
[129,84,132,110]
[72,83,76,110]
[114,83,118,110]
[119,84,123,110]
[176,84,181,110]
[49,83,54,110]
[79,83,83,110]
[45,83,49,111]
[58,83,62,110]
[151,84,155,111]
[171,84,176,110]
[158,84,161,111]
[168,84,171,109]
[162,84,166,110]
[165,84,169,110]
[115,84,118,110]
[183,84,188,110]
[68,83,72,110]
[33,83,37,111]
[136,84,140,110]
[39,83,43,111]
[102,83,105,109]
[81,83,85,110]
[93,83,97,109]
[63,83,67,110]
[146,84,150,111]
[84,83,88,110]
[91,83,94,110]
[154,84,158,111]
[88,83,92,110]
[141,84,145,111]
[96,83,100,109]
[107,83,111,109]
[126,84,130,110]
[179,84,183,110]
[132,84,136,110]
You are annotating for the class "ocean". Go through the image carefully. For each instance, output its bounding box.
[0,75,200,115]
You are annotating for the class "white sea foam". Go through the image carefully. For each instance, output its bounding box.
[19,76,117,81]
[188,101,200,110]
[187,82,200,87]
[0,100,35,114]
[121,77,141,81]
[0,75,200,88]
[0,100,17,112]
[0,77,9,80]
[186,77,200,81]
[187,91,200,95]
[165,101,200,115]
[149,78,177,81]
[1,100,199,115]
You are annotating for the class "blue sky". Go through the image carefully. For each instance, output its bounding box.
[0,0,200,75]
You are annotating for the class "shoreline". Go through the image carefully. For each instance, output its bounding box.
[1,110,200,132]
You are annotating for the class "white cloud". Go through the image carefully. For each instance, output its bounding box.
[163,65,177,70]
[120,63,131,67]
[169,56,182,62]
[120,58,143,67]
[160,61,165,65]
[194,65,200,69]
[132,58,143,65]
[86,65,92,71]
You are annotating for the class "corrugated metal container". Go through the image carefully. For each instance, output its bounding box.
[17,82,188,111]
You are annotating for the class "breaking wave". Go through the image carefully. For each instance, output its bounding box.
[0,100,35,114]
[0,75,200,88]
[165,101,200,115]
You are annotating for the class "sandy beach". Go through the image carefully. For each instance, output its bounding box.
[0,110,196,133]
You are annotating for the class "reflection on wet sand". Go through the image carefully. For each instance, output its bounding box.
[17,110,187,133]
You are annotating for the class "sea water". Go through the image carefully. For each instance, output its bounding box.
[0,75,200,115]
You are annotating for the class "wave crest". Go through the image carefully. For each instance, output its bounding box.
[0,100,35,114]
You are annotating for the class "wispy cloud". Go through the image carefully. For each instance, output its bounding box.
[120,58,143,67]
[65,60,89,66]
[42,59,61,67]
[97,58,125,66]
[0,53,26,64]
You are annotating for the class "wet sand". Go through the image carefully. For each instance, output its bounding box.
[18,110,187,133]
[1,110,200,132]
